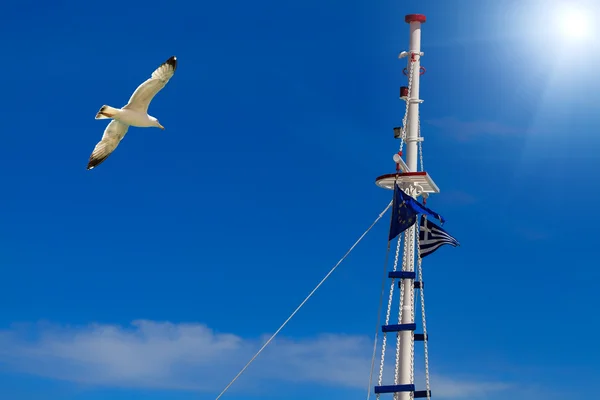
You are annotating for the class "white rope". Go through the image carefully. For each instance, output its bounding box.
[399,55,415,154]
[373,54,417,398]
[376,224,403,400]
[416,222,431,400]
[365,240,393,400]
[418,119,424,172]
[394,229,409,383]
[215,200,394,400]
[409,227,416,399]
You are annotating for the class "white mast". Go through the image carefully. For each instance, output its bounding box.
[373,12,436,400]
[404,14,424,173]
[398,14,425,400]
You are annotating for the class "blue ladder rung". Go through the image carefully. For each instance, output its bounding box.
[388,271,416,279]
[396,280,423,289]
[382,323,416,332]
[414,333,428,341]
[374,384,415,394]
[374,386,431,397]
[414,390,432,398]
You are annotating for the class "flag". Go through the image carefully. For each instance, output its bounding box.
[418,215,459,258]
[389,184,445,241]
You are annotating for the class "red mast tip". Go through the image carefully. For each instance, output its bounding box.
[405,14,426,23]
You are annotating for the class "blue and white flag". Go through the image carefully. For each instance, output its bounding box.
[419,215,459,258]
[389,184,445,241]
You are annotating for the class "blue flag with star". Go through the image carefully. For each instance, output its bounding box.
[388,184,445,241]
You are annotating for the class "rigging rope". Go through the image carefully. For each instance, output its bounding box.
[365,239,393,400]
[418,118,424,172]
[376,224,403,400]
[371,56,418,399]
[416,222,431,400]
[409,227,416,398]
[394,229,409,384]
[214,200,394,400]
[398,55,415,154]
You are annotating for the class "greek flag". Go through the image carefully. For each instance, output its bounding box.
[419,215,459,258]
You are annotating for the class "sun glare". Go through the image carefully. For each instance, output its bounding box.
[556,7,592,39]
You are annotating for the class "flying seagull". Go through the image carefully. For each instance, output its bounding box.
[87,55,178,170]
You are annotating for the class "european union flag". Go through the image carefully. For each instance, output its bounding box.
[389,184,445,241]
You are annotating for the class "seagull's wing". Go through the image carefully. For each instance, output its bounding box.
[87,120,130,170]
[122,56,177,114]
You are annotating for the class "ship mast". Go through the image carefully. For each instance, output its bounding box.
[214,12,447,400]
[373,13,437,400]
[398,14,425,400]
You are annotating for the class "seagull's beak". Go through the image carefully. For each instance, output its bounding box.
[158,123,165,130]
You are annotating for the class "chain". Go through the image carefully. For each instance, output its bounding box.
[416,222,431,400]
[399,56,416,154]
[377,233,404,399]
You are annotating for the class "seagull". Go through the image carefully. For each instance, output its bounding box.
[87,55,178,170]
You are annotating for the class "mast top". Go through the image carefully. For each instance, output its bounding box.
[405,14,426,23]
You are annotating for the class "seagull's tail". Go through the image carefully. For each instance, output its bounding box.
[95,105,119,120]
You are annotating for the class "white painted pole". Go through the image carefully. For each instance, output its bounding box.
[404,16,424,172]
[396,13,426,400]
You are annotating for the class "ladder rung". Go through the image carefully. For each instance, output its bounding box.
[382,323,416,332]
[374,384,415,394]
[373,385,431,397]
[397,281,423,289]
[388,271,415,279]
[414,390,432,398]
[414,333,428,341]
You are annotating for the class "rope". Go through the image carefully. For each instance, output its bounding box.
[399,58,415,154]
[377,222,403,400]
[373,56,417,397]
[409,227,416,399]
[401,52,426,174]
[214,200,394,400]
[365,240,392,400]
[394,229,409,383]
[418,119,424,172]
[416,222,431,400]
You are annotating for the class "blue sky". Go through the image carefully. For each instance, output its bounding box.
[1,0,599,399]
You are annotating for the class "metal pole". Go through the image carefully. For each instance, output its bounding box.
[396,13,426,400]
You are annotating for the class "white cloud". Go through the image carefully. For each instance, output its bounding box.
[0,320,509,398]
[431,376,511,398]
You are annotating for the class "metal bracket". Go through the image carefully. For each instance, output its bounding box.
[405,183,425,198]
[398,51,425,59]
[375,172,440,195]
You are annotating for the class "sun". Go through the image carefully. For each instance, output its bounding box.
[555,7,593,39]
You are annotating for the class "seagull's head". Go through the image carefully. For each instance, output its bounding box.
[150,117,165,130]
